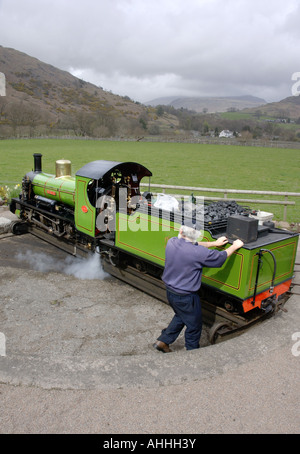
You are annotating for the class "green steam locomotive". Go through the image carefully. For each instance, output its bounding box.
[10,153,299,315]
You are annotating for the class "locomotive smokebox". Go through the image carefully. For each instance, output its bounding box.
[33,153,42,173]
[226,215,258,243]
[56,159,71,178]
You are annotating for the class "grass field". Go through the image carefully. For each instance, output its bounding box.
[0,139,299,222]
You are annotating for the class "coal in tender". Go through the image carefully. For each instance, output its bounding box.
[180,199,250,226]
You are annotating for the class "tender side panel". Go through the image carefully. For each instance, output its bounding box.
[202,250,245,298]
[116,211,181,266]
[248,238,298,293]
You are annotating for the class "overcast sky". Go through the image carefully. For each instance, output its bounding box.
[0,0,299,103]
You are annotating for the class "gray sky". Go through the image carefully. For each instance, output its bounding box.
[0,0,299,103]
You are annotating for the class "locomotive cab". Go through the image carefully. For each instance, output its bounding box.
[74,160,152,237]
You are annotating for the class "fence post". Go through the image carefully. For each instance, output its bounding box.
[284,195,288,221]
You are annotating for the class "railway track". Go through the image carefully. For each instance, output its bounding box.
[6,224,286,345]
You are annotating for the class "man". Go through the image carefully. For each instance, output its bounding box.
[153,225,244,353]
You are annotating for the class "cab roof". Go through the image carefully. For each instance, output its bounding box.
[76,160,152,181]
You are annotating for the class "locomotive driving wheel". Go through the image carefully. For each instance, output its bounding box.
[10,221,28,235]
[209,321,232,344]
[134,259,147,273]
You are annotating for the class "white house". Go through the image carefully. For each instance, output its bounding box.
[219,129,234,138]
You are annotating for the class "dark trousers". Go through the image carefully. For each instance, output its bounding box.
[157,289,202,350]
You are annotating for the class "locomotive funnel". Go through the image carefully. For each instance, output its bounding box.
[33,153,42,173]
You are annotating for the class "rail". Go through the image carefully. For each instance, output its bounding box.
[140,183,300,222]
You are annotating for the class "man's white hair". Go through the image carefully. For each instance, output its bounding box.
[179,225,200,243]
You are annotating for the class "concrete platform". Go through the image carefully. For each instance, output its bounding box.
[0,207,299,434]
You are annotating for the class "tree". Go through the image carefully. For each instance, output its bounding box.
[0,97,8,119]
[254,110,262,119]
[148,124,160,135]
[7,101,28,134]
[202,121,210,135]
[139,117,147,130]
[156,105,164,117]
[25,107,42,137]
[73,111,95,137]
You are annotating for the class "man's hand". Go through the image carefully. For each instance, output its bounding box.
[226,238,244,257]
[232,239,244,249]
[214,236,228,247]
[197,235,244,256]
[197,236,229,248]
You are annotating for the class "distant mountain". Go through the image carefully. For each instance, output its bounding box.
[146,96,181,106]
[146,95,266,113]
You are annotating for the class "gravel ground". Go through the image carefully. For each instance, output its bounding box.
[0,346,299,434]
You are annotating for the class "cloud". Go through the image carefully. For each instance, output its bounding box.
[0,0,299,102]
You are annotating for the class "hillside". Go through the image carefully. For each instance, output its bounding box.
[243,95,300,119]
[0,46,179,137]
[0,46,299,141]
[146,95,266,113]
[1,46,145,114]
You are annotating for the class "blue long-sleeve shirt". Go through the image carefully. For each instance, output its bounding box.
[162,237,227,295]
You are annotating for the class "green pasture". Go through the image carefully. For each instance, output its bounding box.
[0,139,299,222]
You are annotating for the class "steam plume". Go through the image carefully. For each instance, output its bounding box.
[16,250,108,280]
